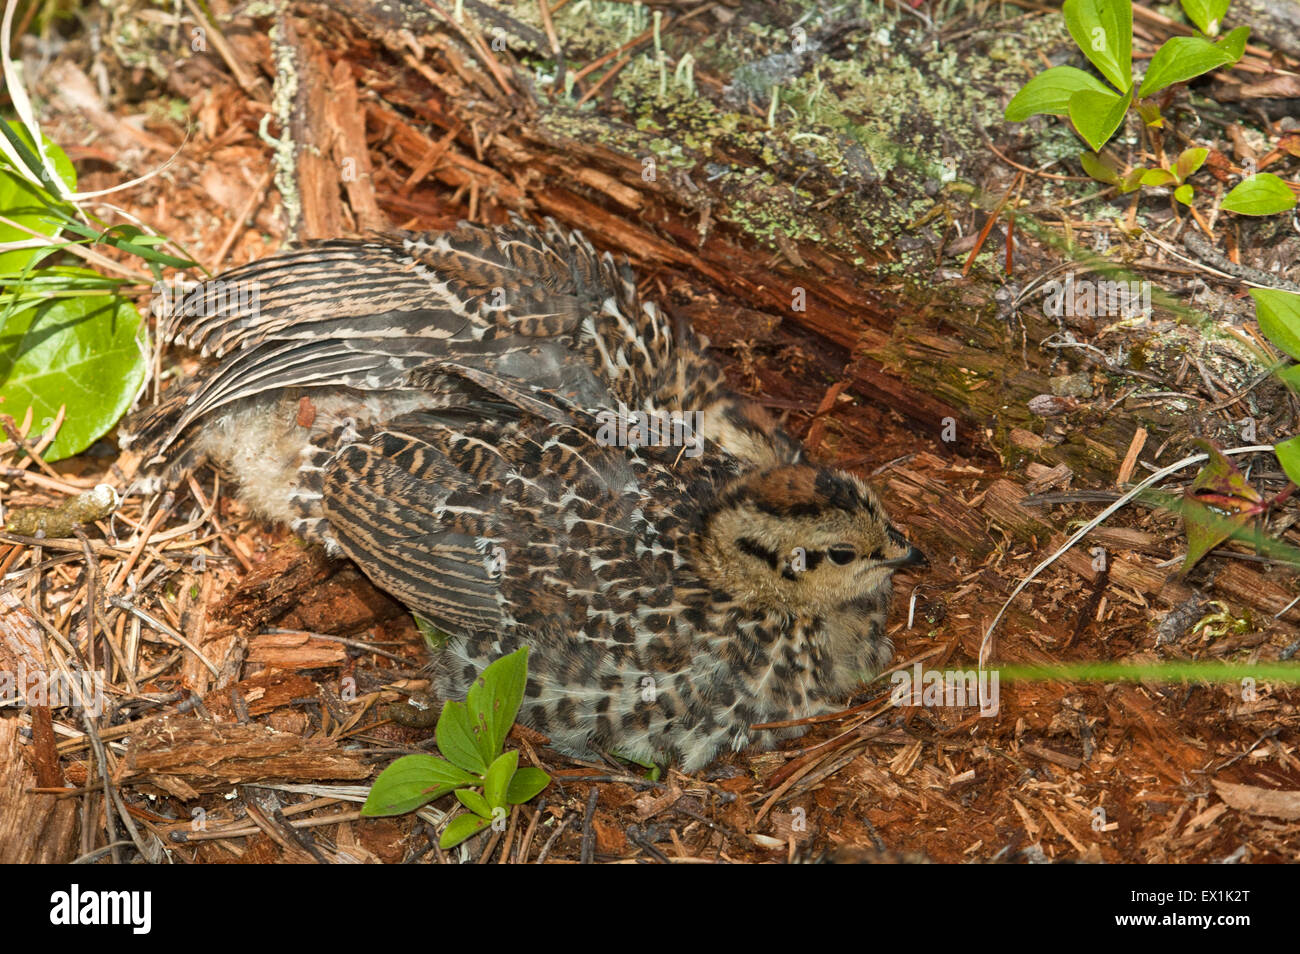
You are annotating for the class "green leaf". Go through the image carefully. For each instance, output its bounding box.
[455,788,493,819]
[0,120,75,199]
[113,230,167,247]
[1174,183,1194,205]
[1181,441,1266,572]
[420,754,482,788]
[53,219,195,270]
[1135,100,1164,127]
[506,767,551,805]
[1251,289,1300,360]
[1138,33,1240,98]
[612,750,662,773]
[0,267,127,293]
[0,288,146,461]
[1192,440,1265,504]
[1174,147,1208,182]
[1277,363,1300,395]
[0,122,77,274]
[466,646,529,762]
[413,614,451,649]
[1276,436,1300,487]
[1182,501,1260,571]
[1119,167,1146,193]
[1063,0,1133,93]
[436,700,489,775]
[1068,87,1131,153]
[1004,66,1115,122]
[1079,151,1120,185]
[1140,167,1177,187]
[1221,173,1297,215]
[1217,25,1250,62]
[440,813,491,849]
[483,750,518,810]
[1180,0,1230,36]
[360,754,474,817]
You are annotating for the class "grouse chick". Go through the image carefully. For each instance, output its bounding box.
[123,220,924,770]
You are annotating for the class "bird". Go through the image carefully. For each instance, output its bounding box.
[123,217,926,771]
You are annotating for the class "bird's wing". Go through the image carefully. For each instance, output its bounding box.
[319,407,669,639]
[128,220,640,460]
[164,220,605,357]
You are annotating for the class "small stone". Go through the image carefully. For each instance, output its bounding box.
[1028,394,1079,417]
[1050,373,1093,398]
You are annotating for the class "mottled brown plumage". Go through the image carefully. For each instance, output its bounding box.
[124,219,924,770]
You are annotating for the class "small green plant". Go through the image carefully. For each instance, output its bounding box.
[1003,0,1299,558]
[1002,0,1300,218]
[0,123,147,459]
[1005,0,1297,216]
[1080,145,1208,204]
[1005,0,1247,153]
[361,647,551,850]
[1179,440,1270,570]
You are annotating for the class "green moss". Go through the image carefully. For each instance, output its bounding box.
[481,3,1088,283]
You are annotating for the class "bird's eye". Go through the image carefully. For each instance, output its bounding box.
[828,545,856,565]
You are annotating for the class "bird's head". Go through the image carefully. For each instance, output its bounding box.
[694,465,926,618]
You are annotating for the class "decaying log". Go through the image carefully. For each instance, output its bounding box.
[246,0,1246,485]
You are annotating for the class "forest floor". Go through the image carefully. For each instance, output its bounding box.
[2,0,1299,863]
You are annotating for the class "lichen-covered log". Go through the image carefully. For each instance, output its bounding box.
[248,0,1290,484]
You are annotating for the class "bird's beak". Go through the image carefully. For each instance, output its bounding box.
[883,545,928,569]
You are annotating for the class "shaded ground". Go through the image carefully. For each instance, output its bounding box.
[2,0,1299,863]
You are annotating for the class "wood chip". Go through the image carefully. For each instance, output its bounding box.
[123,715,369,793]
[1213,780,1300,820]
[1012,797,1040,836]
[1021,743,1083,771]
[1024,462,1072,495]
[1040,804,1086,853]
[1183,801,1229,833]
[1116,426,1148,486]
[247,633,348,670]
